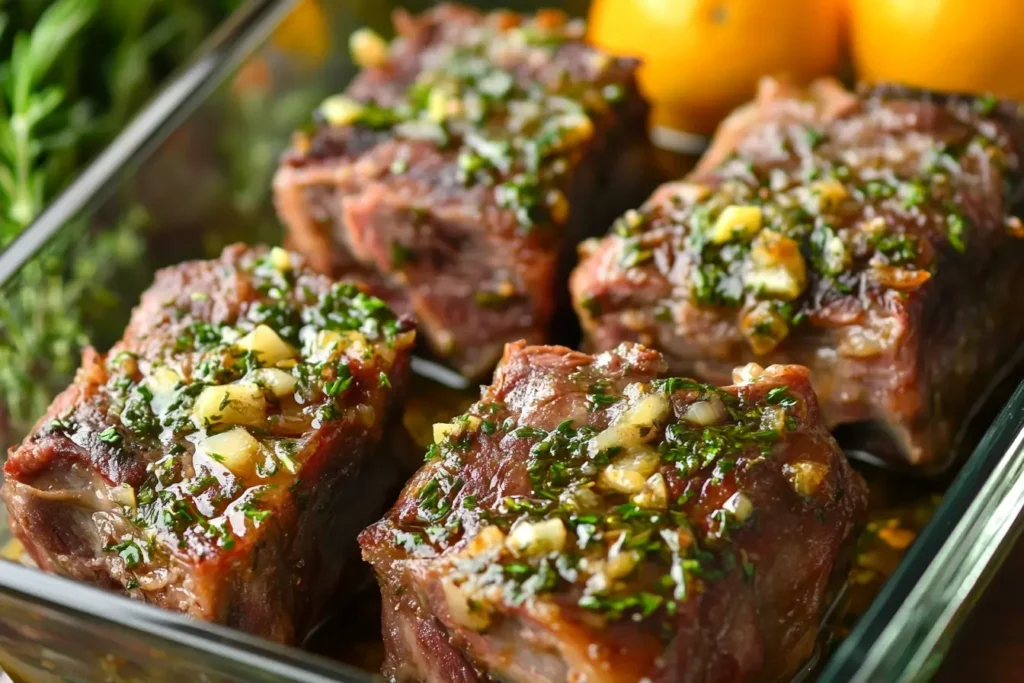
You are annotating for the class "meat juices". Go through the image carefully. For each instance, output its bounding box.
[274,4,653,379]
[571,80,1024,470]
[360,341,866,683]
[2,245,415,643]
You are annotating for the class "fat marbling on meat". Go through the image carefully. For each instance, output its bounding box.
[572,79,1024,470]
[2,244,415,643]
[360,341,866,682]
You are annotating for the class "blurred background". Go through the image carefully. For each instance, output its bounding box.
[0,0,241,447]
[0,0,243,246]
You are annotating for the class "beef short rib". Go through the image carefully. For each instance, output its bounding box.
[274,3,654,379]
[2,244,414,643]
[571,79,1024,470]
[360,341,866,682]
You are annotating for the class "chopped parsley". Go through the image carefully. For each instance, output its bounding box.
[98,427,122,445]
[107,539,144,569]
[765,386,797,407]
[598,87,1002,364]
[48,247,409,566]
[325,371,353,396]
[620,240,653,268]
[946,212,969,253]
[388,362,805,629]
[875,232,919,265]
[309,17,616,233]
[973,93,998,116]
[802,127,826,149]
[587,382,620,411]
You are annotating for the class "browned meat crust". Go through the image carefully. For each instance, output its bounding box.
[274,3,653,379]
[2,244,415,643]
[360,341,866,682]
[571,79,1024,470]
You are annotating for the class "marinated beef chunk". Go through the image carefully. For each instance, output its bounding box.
[571,79,1024,470]
[274,4,653,379]
[2,244,415,643]
[360,341,866,683]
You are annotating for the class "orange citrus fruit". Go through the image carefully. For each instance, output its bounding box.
[272,0,330,65]
[850,0,1024,102]
[588,0,843,135]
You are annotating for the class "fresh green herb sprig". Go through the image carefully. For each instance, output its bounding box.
[0,0,96,238]
[0,0,242,447]
[0,209,146,443]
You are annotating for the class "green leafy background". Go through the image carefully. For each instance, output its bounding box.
[0,0,242,240]
[0,0,242,442]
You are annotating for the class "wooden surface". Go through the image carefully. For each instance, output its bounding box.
[933,535,1024,682]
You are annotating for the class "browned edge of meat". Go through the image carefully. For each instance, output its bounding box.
[360,341,867,683]
[2,244,415,643]
[274,3,657,380]
[571,78,1024,471]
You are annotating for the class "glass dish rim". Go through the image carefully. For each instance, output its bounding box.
[0,560,374,682]
[819,382,1024,681]
[1,0,1023,680]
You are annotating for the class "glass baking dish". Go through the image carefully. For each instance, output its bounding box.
[2,0,1024,681]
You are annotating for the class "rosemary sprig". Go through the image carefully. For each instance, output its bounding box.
[0,0,95,241]
[0,0,240,444]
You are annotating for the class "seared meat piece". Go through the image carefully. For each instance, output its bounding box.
[274,4,653,379]
[2,244,415,643]
[571,79,1024,470]
[360,341,866,683]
